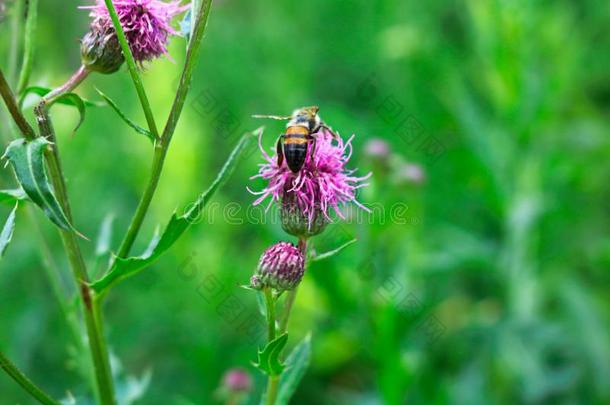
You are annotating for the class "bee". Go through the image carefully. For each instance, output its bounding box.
[253,106,339,173]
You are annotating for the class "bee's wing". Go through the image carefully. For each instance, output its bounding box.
[252,114,291,120]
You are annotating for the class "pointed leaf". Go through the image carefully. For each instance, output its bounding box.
[2,138,79,234]
[253,333,288,377]
[276,334,312,405]
[19,86,104,109]
[95,88,155,143]
[0,188,28,205]
[53,92,86,134]
[0,204,18,258]
[311,239,358,262]
[90,129,259,294]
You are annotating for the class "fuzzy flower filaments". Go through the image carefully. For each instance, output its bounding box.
[249,130,371,237]
[82,0,188,66]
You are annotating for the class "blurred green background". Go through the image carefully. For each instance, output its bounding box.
[1,0,609,404]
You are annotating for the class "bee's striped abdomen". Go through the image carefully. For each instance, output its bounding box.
[284,126,310,173]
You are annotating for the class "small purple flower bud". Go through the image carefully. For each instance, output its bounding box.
[222,368,252,393]
[80,23,124,74]
[251,242,305,291]
[364,138,390,160]
[394,162,426,185]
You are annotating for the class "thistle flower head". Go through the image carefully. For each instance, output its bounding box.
[251,242,305,292]
[249,129,371,236]
[83,0,188,64]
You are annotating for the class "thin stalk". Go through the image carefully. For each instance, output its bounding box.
[101,0,160,139]
[113,0,214,259]
[264,288,279,405]
[42,65,90,105]
[7,0,24,85]
[279,238,307,333]
[0,350,61,405]
[0,68,35,140]
[16,0,38,95]
[34,104,116,405]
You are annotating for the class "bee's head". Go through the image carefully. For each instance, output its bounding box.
[292,106,320,131]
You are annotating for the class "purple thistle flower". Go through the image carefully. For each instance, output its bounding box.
[83,0,188,64]
[251,242,305,291]
[221,368,252,393]
[248,129,371,234]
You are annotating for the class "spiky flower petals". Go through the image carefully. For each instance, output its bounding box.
[83,0,188,64]
[249,129,371,235]
[251,242,304,292]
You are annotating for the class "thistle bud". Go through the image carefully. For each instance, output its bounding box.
[222,368,252,394]
[251,242,305,291]
[80,24,124,74]
[281,190,328,238]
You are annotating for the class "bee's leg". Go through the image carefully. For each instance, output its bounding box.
[307,134,317,164]
[320,123,340,140]
[276,135,284,167]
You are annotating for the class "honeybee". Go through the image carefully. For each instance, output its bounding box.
[253,106,339,173]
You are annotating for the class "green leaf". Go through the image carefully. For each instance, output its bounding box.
[310,239,358,262]
[19,86,103,108]
[2,138,80,234]
[180,0,202,44]
[276,334,312,405]
[0,204,18,258]
[90,129,260,295]
[53,92,86,134]
[0,188,28,205]
[95,88,155,143]
[254,333,288,377]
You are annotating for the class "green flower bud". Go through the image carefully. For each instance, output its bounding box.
[80,25,124,74]
[280,191,329,238]
[250,242,305,292]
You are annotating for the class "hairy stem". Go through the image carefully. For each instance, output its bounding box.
[113,0,214,259]
[101,0,160,139]
[34,104,116,405]
[0,69,35,140]
[264,288,279,405]
[0,350,60,405]
[42,65,90,105]
[16,0,38,95]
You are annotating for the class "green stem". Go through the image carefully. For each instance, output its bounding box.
[113,0,214,259]
[34,104,116,405]
[42,65,90,105]
[101,0,160,139]
[0,350,61,405]
[7,0,24,85]
[0,68,35,140]
[16,0,38,95]
[279,238,307,333]
[264,288,279,405]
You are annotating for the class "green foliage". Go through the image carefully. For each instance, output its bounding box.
[0,203,17,257]
[254,333,288,377]
[2,138,78,234]
[276,334,312,405]
[94,88,155,143]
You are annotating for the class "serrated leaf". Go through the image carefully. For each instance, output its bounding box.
[276,334,312,405]
[0,188,28,205]
[90,129,260,294]
[95,88,155,143]
[0,204,18,258]
[2,138,80,234]
[254,333,288,377]
[311,239,358,262]
[19,86,104,108]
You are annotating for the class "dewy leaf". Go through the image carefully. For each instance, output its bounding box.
[0,204,18,258]
[90,129,260,294]
[0,188,28,205]
[2,138,80,234]
[310,239,358,262]
[95,88,155,143]
[253,333,288,377]
[19,86,104,109]
[276,333,312,405]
